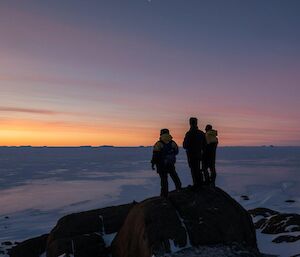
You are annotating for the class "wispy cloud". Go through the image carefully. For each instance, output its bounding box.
[0,107,64,115]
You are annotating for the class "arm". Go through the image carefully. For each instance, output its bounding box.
[202,132,207,152]
[172,141,179,155]
[151,141,162,168]
[183,132,189,150]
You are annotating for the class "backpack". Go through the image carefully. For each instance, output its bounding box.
[160,141,176,166]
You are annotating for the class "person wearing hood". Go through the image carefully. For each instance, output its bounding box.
[203,124,218,186]
[151,128,182,198]
[183,117,209,187]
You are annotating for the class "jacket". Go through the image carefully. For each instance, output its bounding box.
[151,133,178,166]
[183,126,206,154]
[206,129,218,144]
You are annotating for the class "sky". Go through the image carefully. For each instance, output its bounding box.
[0,0,300,146]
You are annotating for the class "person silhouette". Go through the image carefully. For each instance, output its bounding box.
[203,124,218,186]
[183,117,209,187]
[151,128,182,197]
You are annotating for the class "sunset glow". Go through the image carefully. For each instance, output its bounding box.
[1,1,300,146]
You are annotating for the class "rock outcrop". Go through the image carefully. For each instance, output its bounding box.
[47,202,136,257]
[8,234,48,257]
[8,187,260,257]
[248,207,300,244]
[112,186,258,257]
[47,233,106,257]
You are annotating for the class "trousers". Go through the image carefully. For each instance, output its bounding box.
[187,153,210,186]
[157,164,182,197]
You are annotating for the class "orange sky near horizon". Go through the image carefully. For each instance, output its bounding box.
[1,113,299,146]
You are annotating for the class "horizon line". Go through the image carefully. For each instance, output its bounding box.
[1,145,299,148]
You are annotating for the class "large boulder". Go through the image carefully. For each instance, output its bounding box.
[112,187,258,257]
[169,187,257,247]
[111,197,187,257]
[47,203,135,245]
[46,202,135,257]
[47,233,107,257]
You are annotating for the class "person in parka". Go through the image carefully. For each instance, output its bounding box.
[183,117,209,187]
[151,128,182,197]
[203,124,218,186]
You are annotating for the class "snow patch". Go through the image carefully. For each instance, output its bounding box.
[176,211,192,249]
[286,225,299,232]
[102,232,117,246]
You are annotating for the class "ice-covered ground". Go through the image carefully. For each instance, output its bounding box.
[0,146,299,256]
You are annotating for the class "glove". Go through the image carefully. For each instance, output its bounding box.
[151,163,155,170]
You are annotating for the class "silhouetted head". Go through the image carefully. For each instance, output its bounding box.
[189,117,198,127]
[160,128,170,135]
[205,124,213,131]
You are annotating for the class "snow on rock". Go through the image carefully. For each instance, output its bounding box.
[102,232,117,246]
[249,208,300,257]
[57,254,74,257]
[249,208,300,234]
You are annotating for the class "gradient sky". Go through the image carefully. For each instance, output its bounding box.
[1,0,300,146]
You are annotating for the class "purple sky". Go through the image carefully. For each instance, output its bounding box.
[1,0,300,146]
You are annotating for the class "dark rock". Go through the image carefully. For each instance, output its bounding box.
[248,208,279,218]
[272,234,300,243]
[1,241,12,246]
[290,254,300,257]
[47,233,107,257]
[260,213,300,234]
[170,187,257,248]
[253,218,267,229]
[285,200,296,203]
[47,202,135,248]
[241,195,250,201]
[249,208,300,234]
[45,202,135,257]
[47,238,72,257]
[4,216,9,219]
[111,197,187,257]
[112,187,258,257]
[8,234,48,257]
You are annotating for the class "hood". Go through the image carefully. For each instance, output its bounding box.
[206,129,218,137]
[160,133,173,144]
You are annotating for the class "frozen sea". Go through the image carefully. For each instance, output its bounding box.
[0,146,299,256]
